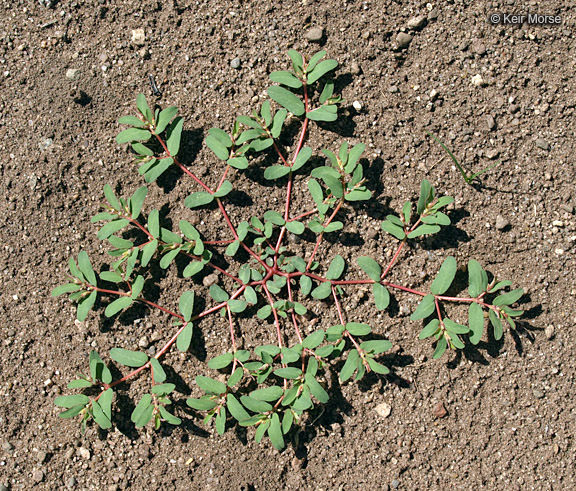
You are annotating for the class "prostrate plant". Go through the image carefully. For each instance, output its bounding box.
[52,49,524,450]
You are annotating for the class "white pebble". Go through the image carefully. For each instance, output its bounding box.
[352,100,362,111]
[471,74,484,86]
[375,402,392,418]
[552,220,564,227]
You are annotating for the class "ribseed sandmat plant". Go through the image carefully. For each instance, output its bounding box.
[52,50,524,450]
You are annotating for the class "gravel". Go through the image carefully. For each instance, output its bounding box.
[396,32,413,49]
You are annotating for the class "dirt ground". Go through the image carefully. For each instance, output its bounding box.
[1,0,575,489]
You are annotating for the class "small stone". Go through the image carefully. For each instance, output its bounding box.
[230,58,241,69]
[352,100,362,111]
[304,27,323,42]
[429,89,438,101]
[560,203,574,214]
[554,248,564,255]
[203,273,218,287]
[138,336,149,348]
[65,68,80,80]
[532,389,545,399]
[485,149,500,160]
[131,29,146,46]
[535,138,549,150]
[39,138,54,151]
[471,74,484,86]
[552,220,564,227]
[545,325,555,340]
[388,85,399,93]
[66,477,77,488]
[350,61,362,75]
[407,16,427,30]
[375,402,392,418]
[2,441,13,452]
[433,402,448,418]
[36,451,48,463]
[427,8,439,20]
[396,32,413,49]
[391,479,401,489]
[472,41,487,55]
[495,215,510,231]
[486,115,496,131]
[33,470,45,483]
[78,447,91,460]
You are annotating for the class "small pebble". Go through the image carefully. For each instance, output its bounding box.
[67,477,77,488]
[2,441,13,452]
[396,32,413,49]
[391,479,401,489]
[138,336,149,348]
[352,100,362,111]
[33,470,45,483]
[559,204,574,214]
[230,58,241,69]
[472,41,487,55]
[554,248,564,255]
[203,273,218,287]
[131,29,146,46]
[305,27,323,42]
[36,451,48,463]
[407,16,427,30]
[485,149,499,160]
[471,74,484,86]
[486,115,496,131]
[495,215,510,231]
[375,402,392,418]
[535,138,549,150]
[78,447,91,460]
[39,138,54,151]
[552,220,564,227]
[350,61,362,75]
[65,68,80,80]
[388,85,399,93]
[433,402,448,418]
[532,389,545,399]
[545,325,555,340]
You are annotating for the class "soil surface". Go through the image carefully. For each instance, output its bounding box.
[1,1,575,489]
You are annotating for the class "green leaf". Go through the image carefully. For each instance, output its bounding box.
[54,394,90,408]
[417,179,433,215]
[118,115,145,127]
[90,350,112,384]
[422,212,451,226]
[93,389,113,429]
[78,251,97,285]
[144,157,173,183]
[488,280,513,293]
[311,281,332,300]
[267,86,305,116]
[285,220,305,235]
[307,50,327,71]
[227,368,243,388]
[97,219,130,240]
[196,375,226,395]
[206,134,230,160]
[67,378,93,389]
[77,291,97,322]
[410,294,436,320]
[159,248,181,269]
[185,191,214,208]
[430,256,457,295]
[166,117,184,155]
[257,305,272,319]
[468,302,484,345]
[147,209,160,237]
[109,348,148,367]
[240,396,273,413]
[179,291,195,322]
[155,106,178,134]
[346,143,365,172]
[271,109,287,138]
[268,413,285,450]
[136,93,152,120]
[151,383,175,396]
[340,349,359,382]
[150,358,166,383]
[176,323,193,352]
[270,70,302,88]
[493,289,524,306]
[116,128,151,144]
[140,239,157,267]
[186,397,217,411]
[129,186,148,219]
[51,283,81,297]
[213,180,233,198]
[131,394,153,427]
[302,330,325,349]
[373,283,390,310]
[304,373,329,403]
[489,310,504,340]
[58,405,86,419]
[407,224,441,238]
[346,322,371,336]
[228,299,247,313]
[468,259,486,297]
[207,353,234,371]
[360,339,393,354]
[243,286,257,305]
[251,386,284,401]
[319,81,334,104]
[443,318,469,335]
[264,165,291,180]
[209,285,229,302]
[300,275,312,295]
[356,256,381,282]
[432,336,448,359]
[287,49,304,72]
[264,210,285,225]
[402,201,412,224]
[326,255,345,280]
[159,406,182,426]
[226,394,250,422]
[292,146,312,172]
[274,367,302,380]
[307,59,338,84]
[366,358,390,374]
[130,275,144,299]
[419,319,440,339]
[306,106,338,122]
